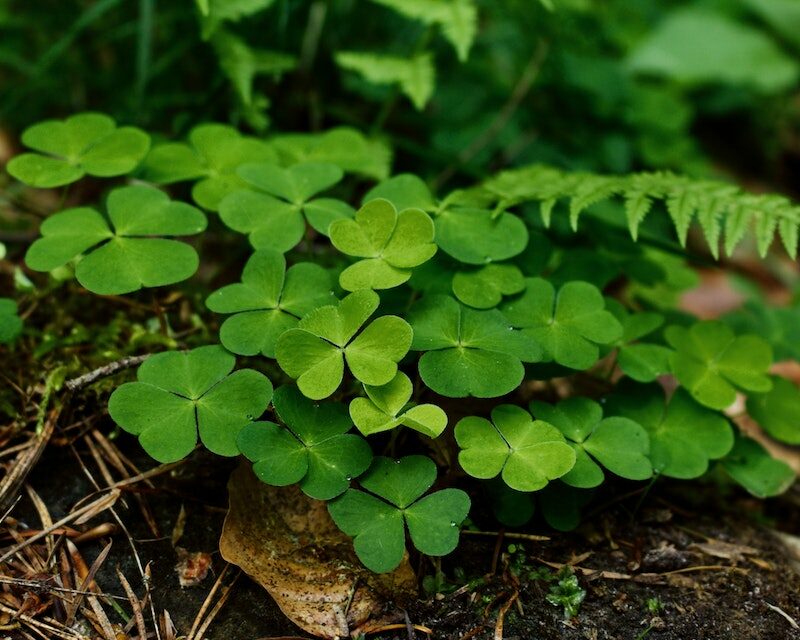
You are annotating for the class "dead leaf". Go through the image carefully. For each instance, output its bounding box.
[220,464,416,639]
[175,548,212,587]
[689,540,759,562]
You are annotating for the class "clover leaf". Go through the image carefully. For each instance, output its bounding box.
[25,186,207,295]
[7,113,150,188]
[408,295,541,398]
[364,173,438,212]
[206,250,334,357]
[0,299,23,344]
[276,289,412,399]
[140,123,277,210]
[452,263,526,309]
[721,436,795,498]
[109,345,272,463]
[219,161,349,252]
[328,456,471,573]
[605,384,733,479]
[665,321,773,410]
[435,207,529,265]
[237,386,372,500]
[530,398,652,488]
[501,278,623,370]
[329,198,437,291]
[349,371,447,438]
[747,376,800,445]
[454,405,576,491]
[606,301,672,383]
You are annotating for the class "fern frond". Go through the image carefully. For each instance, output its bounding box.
[335,51,435,110]
[369,0,478,61]
[478,165,800,258]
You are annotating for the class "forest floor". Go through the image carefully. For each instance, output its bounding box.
[1,413,800,640]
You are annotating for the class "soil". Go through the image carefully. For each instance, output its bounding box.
[7,436,800,640]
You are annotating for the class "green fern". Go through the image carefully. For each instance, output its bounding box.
[335,51,435,110]
[478,165,800,259]
[369,0,478,61]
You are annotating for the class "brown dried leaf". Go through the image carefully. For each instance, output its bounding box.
[689,540,759,562]
[220,464,416,639]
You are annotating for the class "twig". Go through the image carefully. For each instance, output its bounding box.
[188,564,230,640]
[462,530,549,542]
[0,490,119,564]
[494,591,519,640]
[64,355,150,392]
[765,602,800,629]
[188,570,240,640]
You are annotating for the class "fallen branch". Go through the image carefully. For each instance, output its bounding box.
[64,354,150,392]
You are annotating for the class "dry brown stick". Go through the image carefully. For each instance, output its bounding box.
[24,485,54,559]
[0,576,128,600]
[69,446,162,640]
[0,601,82,640]
[0,490,119,564]
[0,407,58,513]
[494,591,519,640]
[64,539,113,623]
[189,570,241,640]
[187,564,230,640]
[63,354,150,392]
[117,568,148,640]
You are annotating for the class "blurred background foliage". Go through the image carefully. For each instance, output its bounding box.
[1,0,800,191]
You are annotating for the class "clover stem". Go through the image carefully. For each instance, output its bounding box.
[152,293,168,336]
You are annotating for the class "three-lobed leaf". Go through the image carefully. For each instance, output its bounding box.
[219,161,349,251]
[409,294,541,398]
[276,290,412,399]
[501,278,623,369]
[605,383,733,479]
[721,436,795,498]
[0,299,23,344]
[349,371,447,438]
[25,186,207,295]
[109,346,272,462]
[747,376,800,445]
[328,456,470,572]
[330,198,437,291]
[665,321,772,410]
[8,113,150,188]
[455,405,576,491]
[531,397,652,487]
[237,386,372,499]
[206,249,334,357]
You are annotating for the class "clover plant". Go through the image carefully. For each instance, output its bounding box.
[11,113,800,576]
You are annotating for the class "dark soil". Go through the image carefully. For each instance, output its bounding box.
[9,436,800,640]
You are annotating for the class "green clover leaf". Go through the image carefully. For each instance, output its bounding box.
[25,186,207,295]
[530,397,652,488]
[270,127,392,181]
[328,456,471,573]
[665,321,773,410]
[364,173,438,213]
[452,263,526,309]
[501,278,623,370]
[606,301,672,383]
[454,405,576,491]
[539,482,594,532]
[237,386,372,500]
[206,250,334,357]
[329,198,437,291]
[219,161,348,251]
[747,376,800,445]
[276,289,413,399]
[109,346,272,463]
[7,113,150,188]
[408,295,542,398]
[349,371,447,438]
[721,436,795,498]
[605,384,733,479]
[0,299,23,344]
[435,207,529,265]
[140,123,277,210]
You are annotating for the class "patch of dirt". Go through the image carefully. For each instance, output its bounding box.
[6,432,800,639]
